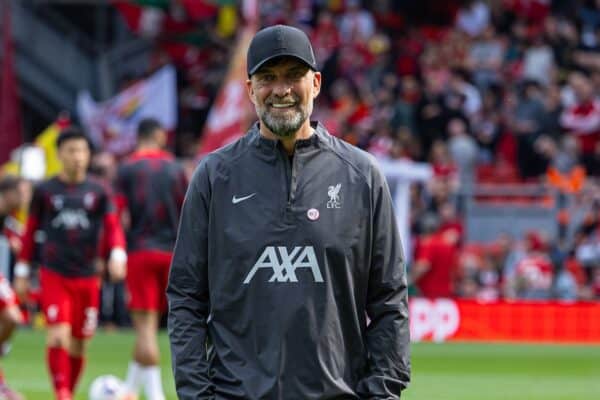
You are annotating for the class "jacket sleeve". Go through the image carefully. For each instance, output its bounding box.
[167,161,213,399]
[356,163,411,399]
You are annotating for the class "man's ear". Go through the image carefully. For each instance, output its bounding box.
[312,71,322,98]
[246,78,256,105]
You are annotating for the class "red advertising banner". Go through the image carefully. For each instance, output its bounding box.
[410,298,600,343]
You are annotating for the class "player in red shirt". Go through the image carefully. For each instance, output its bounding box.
[13,128,127,400]
[0,177,25,400]
[116,119,187,400]
[411,213,459,298]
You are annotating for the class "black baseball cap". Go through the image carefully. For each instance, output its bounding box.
[247,25,318,77]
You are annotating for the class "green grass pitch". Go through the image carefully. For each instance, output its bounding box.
[3,329,599,399]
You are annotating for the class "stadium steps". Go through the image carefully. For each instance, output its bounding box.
[464,183,558,242]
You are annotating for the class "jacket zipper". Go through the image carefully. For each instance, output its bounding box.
[279,144,299,212]
[289,150,299,206]
[280,145,292,211]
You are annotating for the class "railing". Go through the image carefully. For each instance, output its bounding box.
[463,182,559,243]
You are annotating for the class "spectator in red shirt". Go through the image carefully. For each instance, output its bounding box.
[438,201,464,247]
[560,71,600,175]
[411,213,459,298]
[505,231,554,299]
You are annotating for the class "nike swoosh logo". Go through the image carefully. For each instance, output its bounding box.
[232,193,256,204]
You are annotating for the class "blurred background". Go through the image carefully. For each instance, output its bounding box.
[1,0,600,398]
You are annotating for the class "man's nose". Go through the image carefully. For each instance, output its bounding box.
[271,79,292,97]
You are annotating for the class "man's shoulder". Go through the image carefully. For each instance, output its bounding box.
[199,132,255,169]
[319,125,380,178]
[188,133,255,185]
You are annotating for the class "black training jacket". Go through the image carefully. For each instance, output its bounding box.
[167,121,410,400]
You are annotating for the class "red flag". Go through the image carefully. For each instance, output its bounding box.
[198,25,256,156]
[0,0,22,164]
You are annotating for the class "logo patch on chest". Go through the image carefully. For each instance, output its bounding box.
[243,246,324,284]
[327,183,341,209]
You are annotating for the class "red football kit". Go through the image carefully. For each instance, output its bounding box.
[115,149,186,311]
[20,176,125,337]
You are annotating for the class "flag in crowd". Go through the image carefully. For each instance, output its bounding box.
[198,25,255,155]
[198,0,258,155]
[77,65,177,155]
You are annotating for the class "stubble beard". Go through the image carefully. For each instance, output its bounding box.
[257,98,312,138]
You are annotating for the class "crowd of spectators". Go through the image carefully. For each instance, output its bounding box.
[220,0,600,301]
[3,0,600,307]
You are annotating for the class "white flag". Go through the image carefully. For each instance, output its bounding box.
[77,65,177,155]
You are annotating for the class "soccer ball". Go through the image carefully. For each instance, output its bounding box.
[88,375,124,400]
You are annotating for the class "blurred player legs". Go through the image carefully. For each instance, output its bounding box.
[40,267,101,399]
[116,119,186,400]
[0,275,23,400]
[122,250,170,400]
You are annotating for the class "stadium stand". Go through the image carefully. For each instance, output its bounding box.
[1,0,600,310]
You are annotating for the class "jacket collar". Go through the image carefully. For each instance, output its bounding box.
[250,121,329,153]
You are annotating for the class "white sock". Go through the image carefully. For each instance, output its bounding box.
[123,361,143,395]
[141,365,165,400]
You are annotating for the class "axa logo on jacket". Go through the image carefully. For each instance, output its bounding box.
[243,246,324,284]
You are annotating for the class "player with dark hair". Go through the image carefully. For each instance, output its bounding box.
[14,127,127,400]
[167,25,410,399]
[0,176,25,400]
[116,118,187,400]
[135,118,164,142]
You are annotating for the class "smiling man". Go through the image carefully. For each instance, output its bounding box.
[167,24,410,400]
[248,58,317,145]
